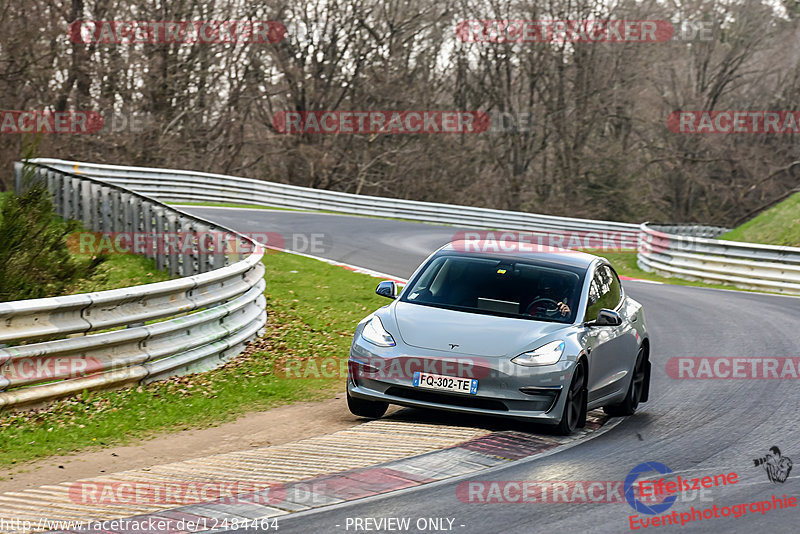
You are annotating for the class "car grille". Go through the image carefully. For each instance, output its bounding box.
[385,386,509,411]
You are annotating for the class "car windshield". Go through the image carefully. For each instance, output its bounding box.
[400,254,585,323]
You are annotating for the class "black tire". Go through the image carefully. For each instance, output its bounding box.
[347,391,388,419]
[555,362,587,435]
[604,347,647,417]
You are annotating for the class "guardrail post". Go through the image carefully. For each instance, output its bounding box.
[151,207,167,272]
[166,212,179,276]
[120,192,132,231]
[70,177,81,222]
[98,186,112,232]
[212,230,227,271]
[13,161,22,193]
[178,217,196,276]
[88,183,101,231]
[119,192,134,257]
[62,174,73,220]
[223,232,240,267]
[47,171,62,216]
[195,223,213,273]
[141,201,155,260]
[111,189,123,232]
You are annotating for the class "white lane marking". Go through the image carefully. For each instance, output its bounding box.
[675,283,800,299]
[623,278,664,285]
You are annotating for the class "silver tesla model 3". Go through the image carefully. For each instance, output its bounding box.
[346,242,650,434]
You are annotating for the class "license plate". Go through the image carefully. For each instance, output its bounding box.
[412,371,478,395]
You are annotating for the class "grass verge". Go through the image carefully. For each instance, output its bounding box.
[721,191,800,247]
[65,253,170,294]
[0,251,385,468]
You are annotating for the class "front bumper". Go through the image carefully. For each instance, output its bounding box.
[347,339,577,424]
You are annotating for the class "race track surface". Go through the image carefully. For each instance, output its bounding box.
[183,207,800,534]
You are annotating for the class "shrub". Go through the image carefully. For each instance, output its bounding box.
[0,186,90,301]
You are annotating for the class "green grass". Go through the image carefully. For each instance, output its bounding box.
[169,201,299,211]
[0,191,12,227]
[66,253,170,293]
[0,251,386,467]
[721,191,800,247]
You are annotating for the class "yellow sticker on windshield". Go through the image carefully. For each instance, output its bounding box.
[497,269,507,274]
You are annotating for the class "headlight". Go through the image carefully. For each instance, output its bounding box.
[512,340,565,366]
[361,316,396,347]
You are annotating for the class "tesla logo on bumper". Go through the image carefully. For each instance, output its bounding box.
[449,344,460,349]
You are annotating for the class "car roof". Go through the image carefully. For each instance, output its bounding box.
[437,240,602,269]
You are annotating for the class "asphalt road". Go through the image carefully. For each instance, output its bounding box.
[182,207,800,534]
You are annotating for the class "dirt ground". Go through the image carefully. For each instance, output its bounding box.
[0,395,401,493]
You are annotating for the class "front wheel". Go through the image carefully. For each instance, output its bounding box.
[604,347,647,417]
[347,391,388,419]
[555,362,587,435]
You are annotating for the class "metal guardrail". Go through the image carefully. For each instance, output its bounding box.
[0,163,266,409]
[32,159,642,242]
[638,223,800,295]
[647,224,729,239]
[36,159,799,298]
[2,158,794,410]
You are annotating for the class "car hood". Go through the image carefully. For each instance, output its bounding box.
[392,301,570,357]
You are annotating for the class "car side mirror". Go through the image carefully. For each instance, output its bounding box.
[375,281,398,299]
[585,308,622,327]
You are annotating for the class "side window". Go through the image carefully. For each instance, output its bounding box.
[583,265,622,322]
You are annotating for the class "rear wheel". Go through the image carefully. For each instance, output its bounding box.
[604,347,646,417]
[555,362,587,435]
[347,391,388,419]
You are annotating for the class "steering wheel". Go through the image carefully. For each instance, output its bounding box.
[526,297,560,317]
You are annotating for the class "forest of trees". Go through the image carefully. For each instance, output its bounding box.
[1,0,799,226]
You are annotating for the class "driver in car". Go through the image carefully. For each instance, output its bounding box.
[528,280,571,318]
